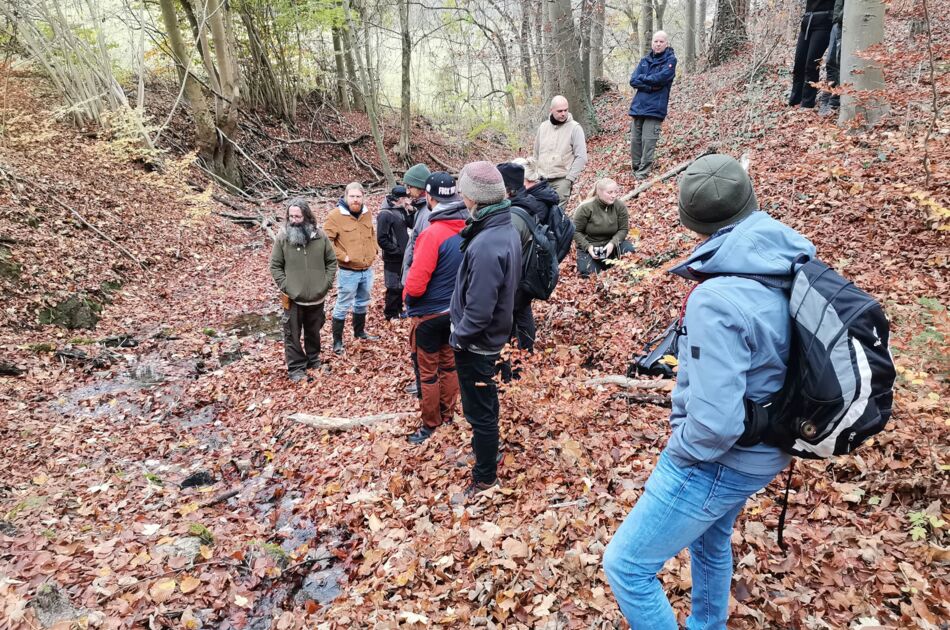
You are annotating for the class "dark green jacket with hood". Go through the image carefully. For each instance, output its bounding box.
[270,227,338,304]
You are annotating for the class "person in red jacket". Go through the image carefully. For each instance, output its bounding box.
[403,173,469,444]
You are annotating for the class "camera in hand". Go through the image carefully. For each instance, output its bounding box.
[592,246,609,260]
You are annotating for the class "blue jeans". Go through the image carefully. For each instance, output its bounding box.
[332,268,373,319]
[603,451,775,629]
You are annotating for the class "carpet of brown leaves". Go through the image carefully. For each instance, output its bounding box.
[1,8,948,628]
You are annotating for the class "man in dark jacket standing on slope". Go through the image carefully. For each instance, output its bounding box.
[377,185,413,320]
[497,161,541,353]
[629,31,677,179]
[450,161,521,498]
[603,155,816,629]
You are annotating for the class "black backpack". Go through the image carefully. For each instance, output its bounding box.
[739,256,896,459]
[511,206,560,300]
[545,204,576,262]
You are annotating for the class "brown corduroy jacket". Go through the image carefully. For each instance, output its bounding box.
[324,202,378,271]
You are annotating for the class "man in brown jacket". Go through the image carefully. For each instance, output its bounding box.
[324,182,379,354]
[270,198,338,381]
[533,95,588,205]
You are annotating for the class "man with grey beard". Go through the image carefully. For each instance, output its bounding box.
[270,198,338,382]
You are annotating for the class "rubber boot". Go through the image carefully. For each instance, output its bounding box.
[352,313,379,341]
[332,317,345,354]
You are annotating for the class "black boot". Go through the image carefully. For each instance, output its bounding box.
[332,318,345,354]
[352,313,379,341]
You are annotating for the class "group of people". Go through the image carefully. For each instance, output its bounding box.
[268,27,827,628]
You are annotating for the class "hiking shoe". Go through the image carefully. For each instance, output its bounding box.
[407,426,434,444]
[464,479,498,499]
[288,370,306,383]
[403,381,419,395]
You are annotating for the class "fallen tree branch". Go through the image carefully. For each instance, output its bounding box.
[621,145,719,202]
[278,133,370,147]
[426,150,460,174]
[611,391,672,407]
[288,411,414,431]
[583,376,673,390]
[199,488,239,507]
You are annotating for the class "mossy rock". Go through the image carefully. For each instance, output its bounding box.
[38,295,103,330]
[0,245,21,282]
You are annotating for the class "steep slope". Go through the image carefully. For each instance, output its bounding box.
[1,14,948,629]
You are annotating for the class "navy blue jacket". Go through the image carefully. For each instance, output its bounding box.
[628,47,677,120]
[449,203,522,353]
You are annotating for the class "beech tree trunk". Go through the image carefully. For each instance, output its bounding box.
[685,0,697,70]
[343,0,395,187]
[331,28,351,109]
[640,0,654,56]
[519,2,534,95]
[158,0,235,186]
[395,0,412,164]
[547,0,597,134]
[580,0,594,97]
[654,0,668,31]
[590,0,606,81]
[838,0,887,126]
[698,0,707,56]
[707,0,748,67]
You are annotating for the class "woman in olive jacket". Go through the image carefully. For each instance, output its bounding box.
[571,179,635,277]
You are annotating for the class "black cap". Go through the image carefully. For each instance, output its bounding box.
[424,172,459,202]
[496,162,525,193]
[390,185,409,199]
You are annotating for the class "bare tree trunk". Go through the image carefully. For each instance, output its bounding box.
[590,0,606,81]
[698,0,707,57]
[838,0,887,126]
[685,0,697,70]
[580,0,594,98]
[548,0,597,133]
[539,0,555,98]
[395,0,412,164]
[640,0,654,56]
[707,0,748,67]
[157,0,218,171]
[519,2,534,96]
[340,25,365,112]
[343,0,395,187]
[331,28,350,109]
[654,0,668,31]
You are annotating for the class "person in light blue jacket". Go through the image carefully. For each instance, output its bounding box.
[603,154,816,629]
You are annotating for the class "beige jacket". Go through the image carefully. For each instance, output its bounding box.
[533,113,588,181]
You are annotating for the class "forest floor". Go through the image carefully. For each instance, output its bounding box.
[1,8,949,630]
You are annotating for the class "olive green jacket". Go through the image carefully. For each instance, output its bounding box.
[270,228,338,304]
[572,197,630,250]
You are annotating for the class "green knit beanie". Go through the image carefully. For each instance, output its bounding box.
[678,154,758,235]
[403,163,431,189]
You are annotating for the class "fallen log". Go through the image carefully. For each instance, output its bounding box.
[611,391,672,407]
[621,144,719,202]
[583,376,673,390]
[288,411,414,431]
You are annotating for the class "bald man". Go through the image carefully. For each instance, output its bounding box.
[628,31,677,179]
[533,95,588,205]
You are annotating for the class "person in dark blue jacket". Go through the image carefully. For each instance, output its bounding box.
[628,31,677,179]
[450,161,521,498]
[603,155,816,629]
[376,186,412,320]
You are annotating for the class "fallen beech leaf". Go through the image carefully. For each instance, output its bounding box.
[179,575,200,594]
[148,578,176,603]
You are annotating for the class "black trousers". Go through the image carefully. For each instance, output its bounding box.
[383,260,404,320]
[512,291,536,352]
[455,349,501,484]
[789,12,833,108]
[576,239,636,278]
[819,23,842,109]
[283,302,325,373]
